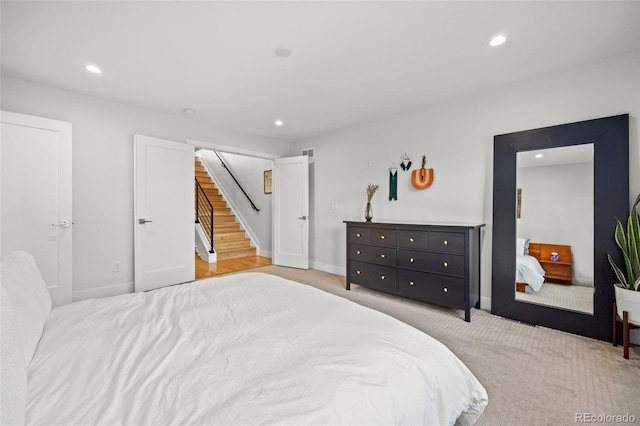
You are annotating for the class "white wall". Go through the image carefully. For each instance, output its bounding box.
[0,76,288,300]
[288,52,640,313]
[517,162,594,286]
[197,150,273,256]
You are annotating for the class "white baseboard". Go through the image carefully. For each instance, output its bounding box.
[310,261,345,277]
[480,296,492,311]
[258,248,272,258]
[73,282,134,302]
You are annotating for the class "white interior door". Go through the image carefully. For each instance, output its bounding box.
[134,135,194,292]
[273,155,309,269]
[1,111,72,306]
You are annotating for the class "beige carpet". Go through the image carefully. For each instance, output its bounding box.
[249,266,639,426]
[516,281,594,314]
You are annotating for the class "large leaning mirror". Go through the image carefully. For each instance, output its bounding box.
[492,114,629,342]
[515,144,594,314]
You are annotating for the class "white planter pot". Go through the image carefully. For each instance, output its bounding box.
[614,284,640,324]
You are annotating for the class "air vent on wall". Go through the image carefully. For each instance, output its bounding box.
[302,148,315,158]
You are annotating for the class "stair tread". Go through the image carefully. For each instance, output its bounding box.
[214,231,246,238]
[214,225,240,230]
[216,248,257,261]
[216,241,252,250]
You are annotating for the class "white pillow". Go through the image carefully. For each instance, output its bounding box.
[0,286,27,426]
[516,238,530,256]
[0,251,52,366]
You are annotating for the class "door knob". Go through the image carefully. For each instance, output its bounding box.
[138,218,153,224]
[297,215,308,220]
[51,221,71,228]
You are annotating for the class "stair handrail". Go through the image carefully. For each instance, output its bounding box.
[195,178,215,253]
[214,151,260,212]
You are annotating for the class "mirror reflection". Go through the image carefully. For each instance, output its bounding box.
[514,144,594,314]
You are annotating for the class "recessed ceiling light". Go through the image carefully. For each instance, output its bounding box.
[183,108,197,114]
[489,35,507,47]
[274,119,284,127]
[535,153,544,158]
[274,47,292,58]
[86,64,102,74]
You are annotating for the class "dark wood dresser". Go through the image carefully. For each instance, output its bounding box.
[344,221,484,321]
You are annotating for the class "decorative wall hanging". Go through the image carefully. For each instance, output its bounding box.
[365,184,379,222]
[516,188,522,218]
[411,155,434,190]
[389,163,398,201]
[264,170,272,194]
[400,153,412,171]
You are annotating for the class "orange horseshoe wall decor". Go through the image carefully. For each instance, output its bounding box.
[411,155,434,190]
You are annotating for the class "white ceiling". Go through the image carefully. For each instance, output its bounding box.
[2,1,639,143]
[517,143,593,169]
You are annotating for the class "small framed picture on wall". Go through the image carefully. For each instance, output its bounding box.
[264,170,272,194]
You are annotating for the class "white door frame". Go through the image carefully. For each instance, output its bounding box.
[186,139,280,160]
[188,139,310,270]
[0,110,73,306]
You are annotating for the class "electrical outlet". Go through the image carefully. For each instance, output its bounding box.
[331,201,339,210]
[113,261,122,273]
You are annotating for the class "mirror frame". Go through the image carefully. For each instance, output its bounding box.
[491,114,629,341]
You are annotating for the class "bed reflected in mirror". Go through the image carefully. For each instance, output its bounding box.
[514,144,594,314]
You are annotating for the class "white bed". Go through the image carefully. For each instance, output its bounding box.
[515,238,545,292]
[2,251,488,426]
[516,254,546,292]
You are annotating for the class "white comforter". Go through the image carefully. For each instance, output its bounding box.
[26,273,487,425]
[516,255,546,292]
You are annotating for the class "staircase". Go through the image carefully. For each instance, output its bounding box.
[195,158,256,260]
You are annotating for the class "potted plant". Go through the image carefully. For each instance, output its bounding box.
[608,193,640,324]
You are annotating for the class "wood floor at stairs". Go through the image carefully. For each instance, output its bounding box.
[195,157,256,260]
[195,253,272,279]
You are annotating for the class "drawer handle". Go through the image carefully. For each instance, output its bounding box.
[443,261,448,267]
[356,270,361,275]
[409,237,415,242]
[380,254,386,258]
[356,250,361,254]
[381,275,385,280]
[443,240,448,245]
[356,233,361,237]
[410,258,414,263]
[409,281,415,286]
[443,287,448,293]
[380,235,386,240]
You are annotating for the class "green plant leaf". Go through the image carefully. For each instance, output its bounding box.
[608,254,629,288]
[613,218,634,284]
[629,194,640,284]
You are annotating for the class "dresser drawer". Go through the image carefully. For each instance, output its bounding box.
[348,261,397,292]
[370,228,397,247]
[349,244,396,267]
[429,231,465,254]
[398,269,464,306]
[398,230,428,249]
[398,250,465,276]
[348,226,371,244]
